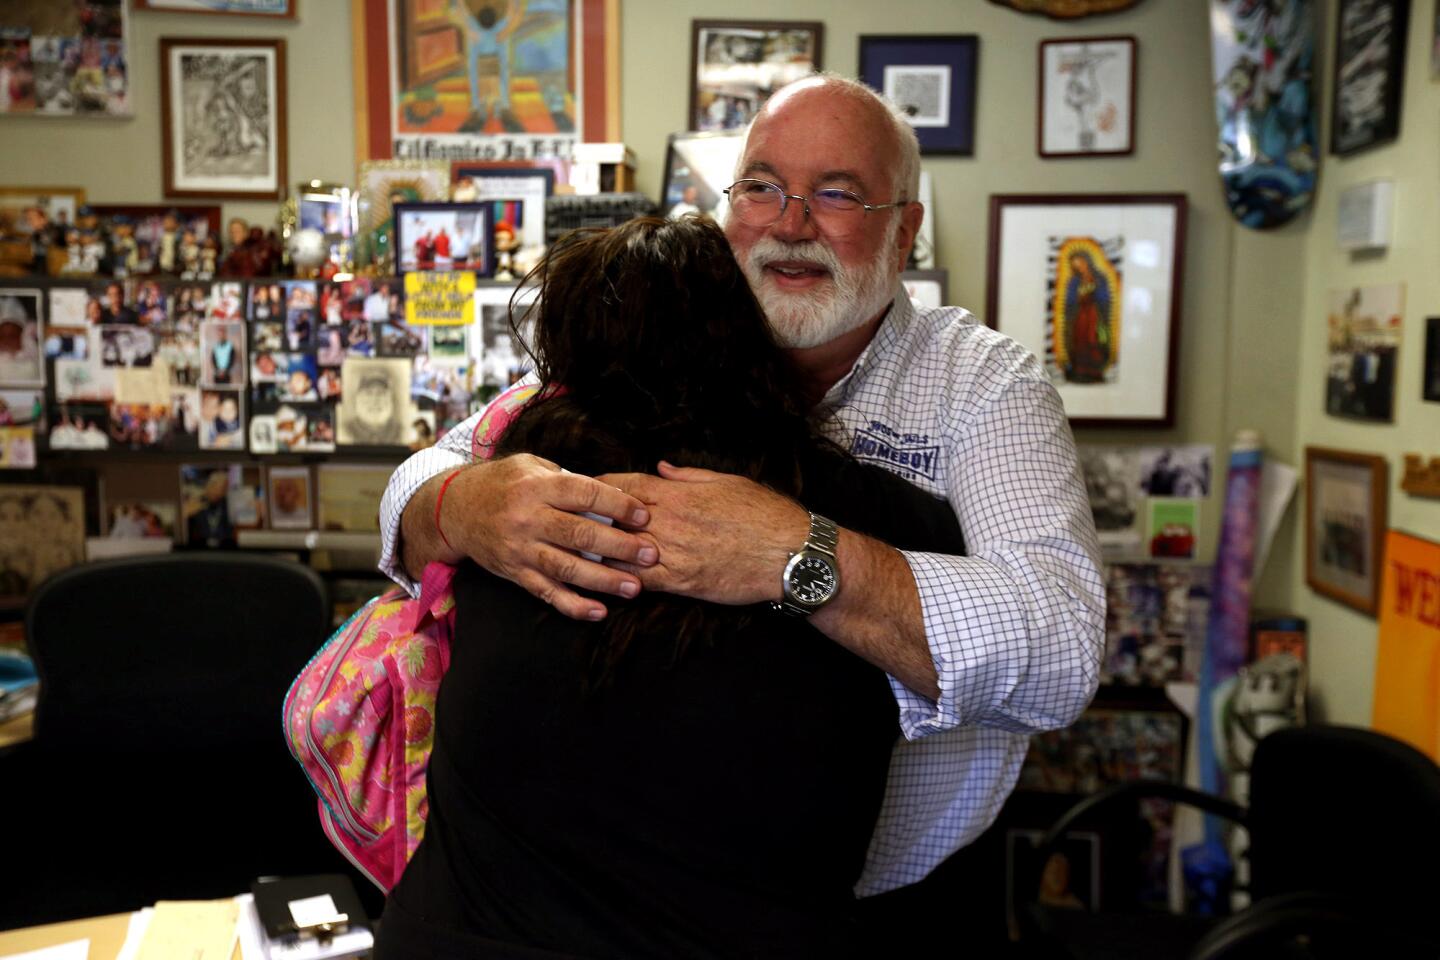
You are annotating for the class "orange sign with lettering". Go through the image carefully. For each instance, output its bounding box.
[1373,530,1440,761]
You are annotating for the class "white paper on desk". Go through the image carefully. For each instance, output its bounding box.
[115,910,153,960]
[0,939,89,960]
[1253,459,1299,577]
[233,895,267,960]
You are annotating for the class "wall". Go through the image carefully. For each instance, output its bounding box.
[1283,0,1440,725]
[20,1,1421,714]
[0,5,354,230]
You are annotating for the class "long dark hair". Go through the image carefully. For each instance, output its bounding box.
[493,215,819,675]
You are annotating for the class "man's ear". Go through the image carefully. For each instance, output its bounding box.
[895,202,925,271]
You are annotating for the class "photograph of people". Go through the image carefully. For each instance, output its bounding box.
[203,322,243,386]
[375,75,1103,953]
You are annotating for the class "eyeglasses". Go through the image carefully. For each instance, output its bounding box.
[722,179,907,235]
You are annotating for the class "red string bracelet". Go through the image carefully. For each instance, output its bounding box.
[434,468,466,552]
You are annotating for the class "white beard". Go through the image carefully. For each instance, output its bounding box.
[741,224,901,350]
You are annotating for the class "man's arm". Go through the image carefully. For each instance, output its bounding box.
[377,388,658,617]
[601,369,1105,739]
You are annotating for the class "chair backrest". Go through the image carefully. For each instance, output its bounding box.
[26,552,329,748]
[0,553,368,930]
[1248,724,1440,918]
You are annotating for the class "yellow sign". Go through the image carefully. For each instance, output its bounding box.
[1373,529,1440,761]
[404,271,475,326]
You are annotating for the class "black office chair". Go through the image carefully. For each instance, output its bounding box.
[1016,725,1440,960]
[0,554,376,930]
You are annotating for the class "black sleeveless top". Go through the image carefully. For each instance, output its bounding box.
[380,449,966,959]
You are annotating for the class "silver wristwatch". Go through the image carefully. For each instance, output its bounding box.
[772,513,841,617]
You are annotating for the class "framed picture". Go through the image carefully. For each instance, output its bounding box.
[690,20,824,132]
[135,0,296,17]
[393,202,494,276]
[351,0,619,164]
[901,269,948,310]
[660,131,746,221]
[1305,446,1388,615]
[316,463,392,532]
[266,465,313,530]
[1424,317,1440,403]
[858,35,979,156]
[354,160,451,272]
[986,193,1187,428]
[1325,283,1402,422]
[160,37,288,200]
[0,486,86,606]
[0,288,44,387]
[1038,37,1136,158]
[179,463,263,546]
[989,0,1143,17]
[449,165,555,253]
[0,1,131,117]
[1005,828,1101,937]
[1331,0,1410,156]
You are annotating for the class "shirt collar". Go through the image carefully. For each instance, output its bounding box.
[813,291,912,414]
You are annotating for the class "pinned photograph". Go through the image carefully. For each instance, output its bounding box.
[283,280,317,348]
[1103,562,1210,686]
[316,463,390,532]
[99,326,155,368]
[279,354,319,402]
[0,289,44,386]
[0,390,45,431]
[106,501,177,540]
[690,21,823,131]
[249,413,278,454]
[48,404,111,450]
[267,466,312,529]
[199,388,244,450]
[179,463,262,547]
[394,202,493,275]
[248,281,286,321]
[476,286,537,396]
[1146,498,1199,560]
[1326,283,1402,422]
[54,358,115,404]
[377,321,425,357]
[429,325,467,363]
[169,283,212,329]
[1077,445,1141,552]
[1136,445,1211,497]
[306,407,335,451]
[201,320,245,386]
[336,357,416,447]
[274,403,307,452]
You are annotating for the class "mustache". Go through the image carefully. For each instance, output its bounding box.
[744,237,842,277]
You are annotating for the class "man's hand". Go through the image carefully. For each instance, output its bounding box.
[604,460,939,699]
[598,461,809,605]
[400,454,657,621]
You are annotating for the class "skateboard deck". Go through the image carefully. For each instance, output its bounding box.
[1210,0,1319,229]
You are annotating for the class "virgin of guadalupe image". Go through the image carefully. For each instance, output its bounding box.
[1051,237,1120,384]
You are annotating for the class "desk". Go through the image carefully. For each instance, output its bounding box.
[0,912,130,959]
[0,911,249,960]
[0,712,32,750]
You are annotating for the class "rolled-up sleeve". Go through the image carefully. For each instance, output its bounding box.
[892,355,1105,740]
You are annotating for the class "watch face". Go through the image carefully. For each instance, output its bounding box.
[787,554,837,606]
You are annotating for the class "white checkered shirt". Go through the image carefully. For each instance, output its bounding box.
[377,294,1106,896]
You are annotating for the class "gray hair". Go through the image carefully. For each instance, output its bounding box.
[734,72,922,203]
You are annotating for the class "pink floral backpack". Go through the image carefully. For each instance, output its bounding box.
[283,383,540,891]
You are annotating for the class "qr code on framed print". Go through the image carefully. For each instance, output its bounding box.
[883,65,951,128]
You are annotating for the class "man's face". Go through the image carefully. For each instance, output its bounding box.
[724,82,922,350]
[106,284,123,309]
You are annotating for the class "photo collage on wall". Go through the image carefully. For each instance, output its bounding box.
[246,277,437,453]
[1077,443,1213,561]
[43,279,243,453]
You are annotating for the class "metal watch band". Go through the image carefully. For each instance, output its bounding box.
[804,513,839,558]
[771,513,840,616]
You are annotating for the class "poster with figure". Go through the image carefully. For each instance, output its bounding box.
[162,38,286,199]
[354,0,618,164]
[1039,38,1135,157]
[1047,235,1122,386]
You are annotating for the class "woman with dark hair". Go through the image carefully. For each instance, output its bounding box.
[376,216,965,959]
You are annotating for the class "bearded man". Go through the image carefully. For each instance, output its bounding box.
[374,74,1104,905]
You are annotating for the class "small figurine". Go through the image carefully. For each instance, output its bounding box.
[58,227,88,276]
[21,207,54,275]
[219,217,252,277]
[199,235,219,278]
[109,215,139,277]
[74,205,108,274]
[492,220,519,281]
[179,227,201,277]
[157,210,181,274]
